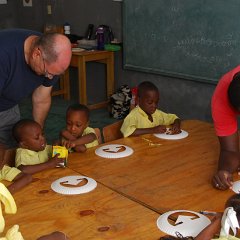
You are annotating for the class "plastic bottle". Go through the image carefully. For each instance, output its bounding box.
[130,87,138,110]
[85,24,94,40]
[96,26,104,50]
[64,22,71,35]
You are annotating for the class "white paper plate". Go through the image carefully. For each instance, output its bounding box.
[95,144,133,158]
[157,210,211,237]
[154,128,188,140]
[231,180,240,193]
[51,175,97,195]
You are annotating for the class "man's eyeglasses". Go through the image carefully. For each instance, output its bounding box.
[39,49,54,79]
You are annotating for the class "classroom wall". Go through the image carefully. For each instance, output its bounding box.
[0,0,217,122]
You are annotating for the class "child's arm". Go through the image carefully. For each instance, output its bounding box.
[61,129,77,141]
[7,172,32,194]
[37,231,69,240]
[62,133,97,153]
[130,125,167,136]
[18,155,65,175]
[71,133,96,146]
[195,214,222,240]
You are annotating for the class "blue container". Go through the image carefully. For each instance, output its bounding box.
[96,27,104,50]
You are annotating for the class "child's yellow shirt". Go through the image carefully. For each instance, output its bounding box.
[0,165,21,182]
[15,145,52,167]
[120,106,179,137]
[62,127,99,151]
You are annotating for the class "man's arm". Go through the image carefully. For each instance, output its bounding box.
[32,85,52,128]
[212,132,240,190]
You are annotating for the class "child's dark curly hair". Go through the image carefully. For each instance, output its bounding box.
[226,194,240,222]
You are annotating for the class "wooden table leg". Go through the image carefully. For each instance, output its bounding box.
[106,51,115,98]
[63,70,70,100]
[78,56,87,105]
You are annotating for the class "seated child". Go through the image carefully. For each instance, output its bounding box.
[12,119,65,174]
[120,81,181,137]
[160,194,240,240]
[0,144,32,194]
[60,103,99,153]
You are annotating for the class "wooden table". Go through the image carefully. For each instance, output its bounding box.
[64,50,115,110]
[3,167,165,239]
[67,120,236,214]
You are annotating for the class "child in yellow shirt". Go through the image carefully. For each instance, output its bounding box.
[12,119,64,174]
[0,145,32,194]
[60,104,99,153]
[120,81,181,137]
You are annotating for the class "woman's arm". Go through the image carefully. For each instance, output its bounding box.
[212,132,240,190]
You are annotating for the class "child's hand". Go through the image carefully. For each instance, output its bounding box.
[169,119,181,135]
[169,124,181,134]
[47,154,65,168]
[154,125,167,133]
[74,144,87,153]
[62,139,76,149]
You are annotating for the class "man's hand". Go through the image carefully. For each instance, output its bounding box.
[212,170,233,190]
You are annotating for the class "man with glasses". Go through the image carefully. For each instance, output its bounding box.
[0,28,72,149]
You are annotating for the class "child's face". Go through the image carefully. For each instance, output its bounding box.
[66,110,88,138]
[138,90,159,115]
[20,123,46,151]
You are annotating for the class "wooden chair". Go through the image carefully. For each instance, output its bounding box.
[94,128,102,144]
[0,148,16,167]
[102,120,123,143]
[51,74,70,100]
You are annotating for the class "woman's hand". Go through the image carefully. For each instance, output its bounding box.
[212,170,233,190]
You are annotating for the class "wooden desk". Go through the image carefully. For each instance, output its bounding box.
[64,50,115,110]
[3,167,164,239]
[67,120,235,214]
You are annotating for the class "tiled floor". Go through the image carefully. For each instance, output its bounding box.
[19,96,117,144]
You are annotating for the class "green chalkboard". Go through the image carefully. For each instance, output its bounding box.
[123,0,240,83]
